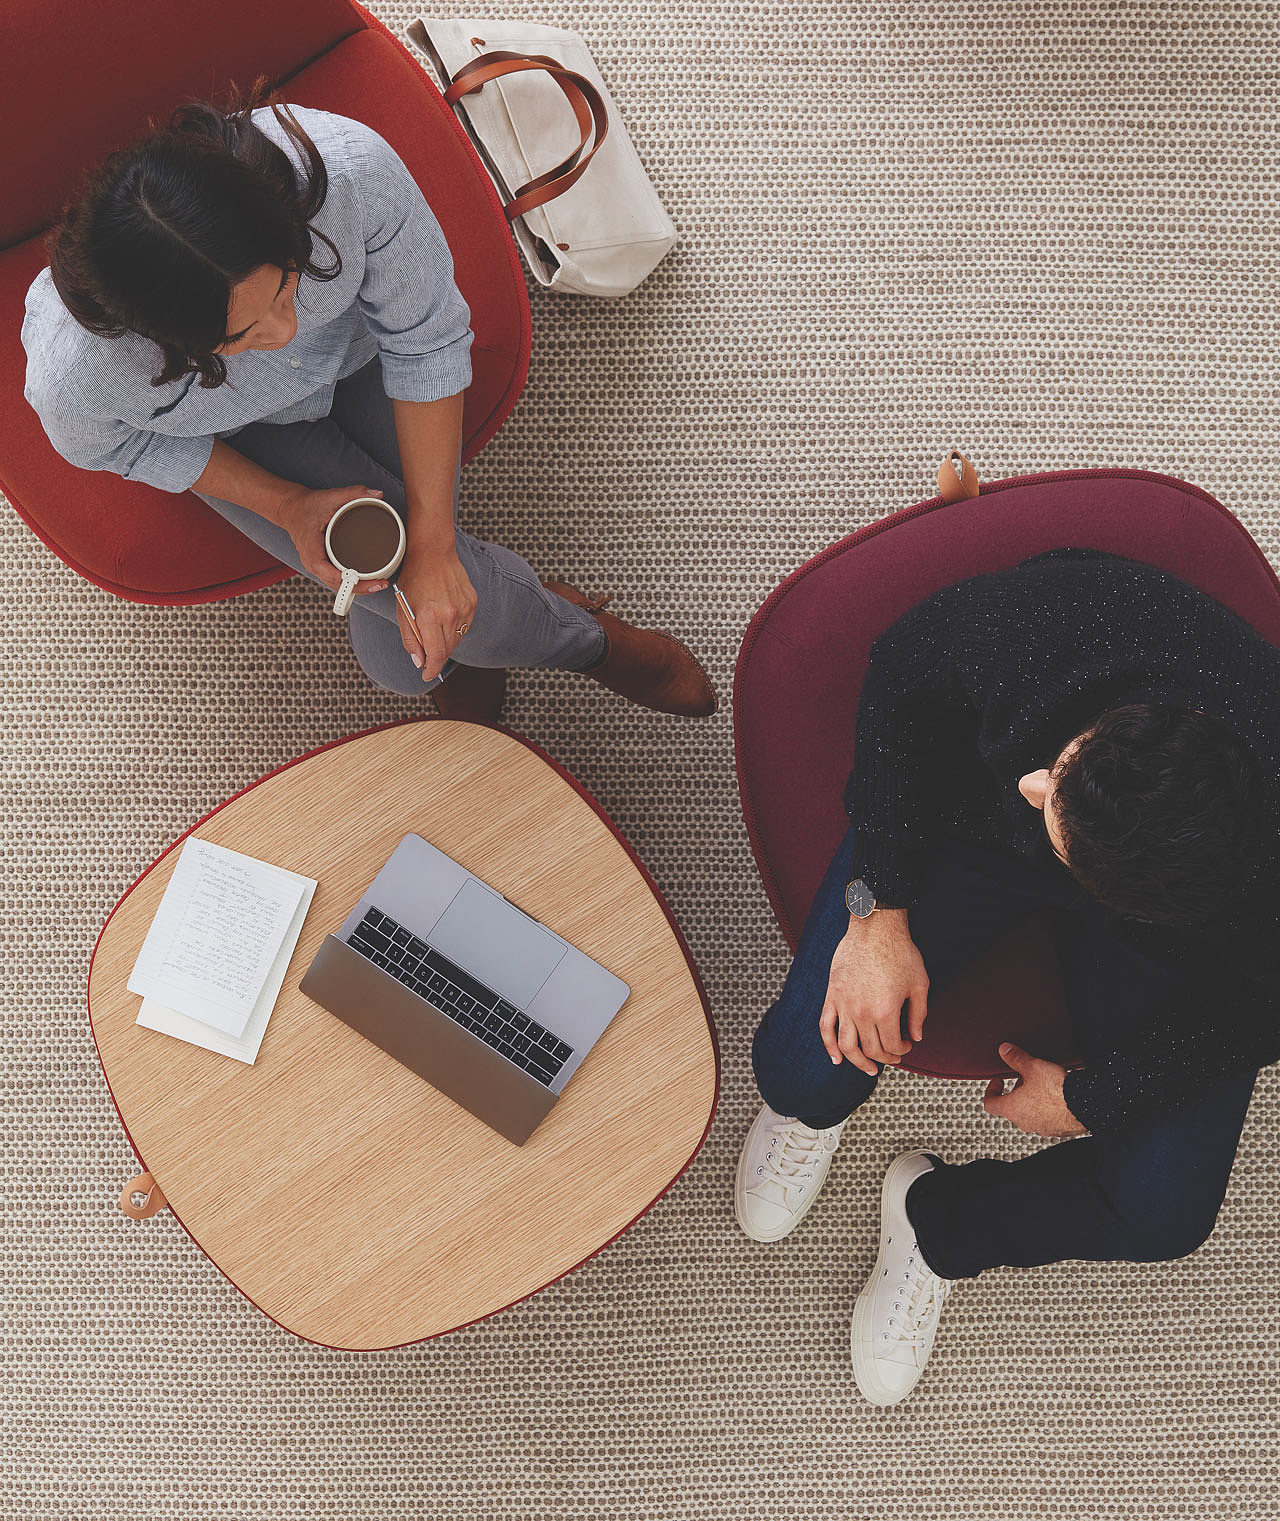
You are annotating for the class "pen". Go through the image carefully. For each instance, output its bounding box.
[392,583,429,669]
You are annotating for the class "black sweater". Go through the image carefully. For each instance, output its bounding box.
[843,547,1280,1135]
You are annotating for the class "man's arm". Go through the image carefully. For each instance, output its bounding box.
[822,583,979,1072]
[1063,887,1280,1134]
[1062,973,1280,1134]
[843,584,976,908]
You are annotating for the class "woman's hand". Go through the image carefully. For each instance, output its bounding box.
[273,483,391,597]
[394,546,478,681]
[819,909,930,1076]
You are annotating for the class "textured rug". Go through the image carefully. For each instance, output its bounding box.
[4,2,1279,1517]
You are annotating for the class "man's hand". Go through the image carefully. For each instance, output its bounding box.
[819,909,929,1077]
[394,547,478,681]
[983,1042,1089,1138]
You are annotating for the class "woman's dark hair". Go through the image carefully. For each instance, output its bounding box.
[1052,703,1264,926]
[45,75,342,390]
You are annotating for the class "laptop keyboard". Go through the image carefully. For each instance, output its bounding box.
[347,906,574,1087]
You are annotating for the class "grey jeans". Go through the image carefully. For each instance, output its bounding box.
[194,356,607,695]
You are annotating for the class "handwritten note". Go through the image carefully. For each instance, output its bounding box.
[136,873,316,1064]
[128,839,314,1038]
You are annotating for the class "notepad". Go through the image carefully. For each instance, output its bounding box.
[128,838,316,1059]
[135,877,315,1064]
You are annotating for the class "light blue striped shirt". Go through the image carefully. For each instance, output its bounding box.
[20,105,474,494]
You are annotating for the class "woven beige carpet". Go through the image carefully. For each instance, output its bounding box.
[5,2,1279,1516]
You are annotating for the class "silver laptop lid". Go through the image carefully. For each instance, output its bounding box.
[335,834,630,1092]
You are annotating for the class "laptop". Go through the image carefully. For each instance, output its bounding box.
[299,834,630,1144]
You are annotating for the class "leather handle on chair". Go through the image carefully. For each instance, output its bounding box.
[120,1171,167,1219]
[937,450,981,503]
[445,52,609,223]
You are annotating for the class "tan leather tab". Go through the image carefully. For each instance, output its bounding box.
[120,1171,167,1219]
[937,450,981,503]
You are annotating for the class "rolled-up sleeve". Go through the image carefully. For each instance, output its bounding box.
[344,118,474,404]
[23,374,214,493]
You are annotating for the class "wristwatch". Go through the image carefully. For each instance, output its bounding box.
[845,878,878,918]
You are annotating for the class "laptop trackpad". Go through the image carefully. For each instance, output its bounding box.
[429,879,566,1009]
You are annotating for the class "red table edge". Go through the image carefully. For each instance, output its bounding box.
[87,715,721,1350]
[731,466,1280,1080]
[1,0,532,607]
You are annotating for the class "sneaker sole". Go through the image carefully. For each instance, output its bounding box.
[850,1149,936,1406]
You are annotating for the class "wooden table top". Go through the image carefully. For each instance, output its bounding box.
[88,719,719,1349]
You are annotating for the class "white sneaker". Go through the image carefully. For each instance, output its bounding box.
[851,1150,957,1406]
[734,1102,845,1242]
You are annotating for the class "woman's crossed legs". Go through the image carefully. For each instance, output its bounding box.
[194,358,606,695]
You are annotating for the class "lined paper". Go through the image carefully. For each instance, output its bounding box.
[135,875,316,1064]
[128,839,314,1039]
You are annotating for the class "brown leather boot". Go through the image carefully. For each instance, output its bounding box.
[543,581,718,717]
[431,664,507,723]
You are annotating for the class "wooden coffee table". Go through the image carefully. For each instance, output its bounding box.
[88,719,719,1349]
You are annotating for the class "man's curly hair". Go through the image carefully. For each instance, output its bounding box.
[1051,703,1263,927]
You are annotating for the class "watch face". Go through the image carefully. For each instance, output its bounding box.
[845,879,876,917]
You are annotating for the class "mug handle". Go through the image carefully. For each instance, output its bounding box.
[333,566,361,617]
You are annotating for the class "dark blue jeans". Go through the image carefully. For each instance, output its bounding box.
[751,825,1258,1279]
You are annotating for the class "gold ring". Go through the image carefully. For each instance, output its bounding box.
[456,622,470,636]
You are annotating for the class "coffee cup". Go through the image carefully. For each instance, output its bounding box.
[324,496,406,616]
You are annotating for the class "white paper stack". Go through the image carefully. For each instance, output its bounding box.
[128,838,317,1064]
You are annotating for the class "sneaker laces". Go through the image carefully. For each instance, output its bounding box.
[878,1239,954,1367]
[751,1117,842,1203]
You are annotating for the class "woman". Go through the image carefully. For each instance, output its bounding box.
[20,79,716,721]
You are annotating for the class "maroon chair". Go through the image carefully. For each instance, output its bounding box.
[734,468,1280,1080]
[0,0,530,605]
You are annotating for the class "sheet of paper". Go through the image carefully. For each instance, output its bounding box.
[136,876,316,1064]
[128,838,310,1037]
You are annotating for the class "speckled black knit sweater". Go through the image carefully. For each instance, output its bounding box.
[842,547,1280,1135]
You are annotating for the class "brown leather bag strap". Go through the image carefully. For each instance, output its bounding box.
[445,52,609,222]
[937,449,981,503]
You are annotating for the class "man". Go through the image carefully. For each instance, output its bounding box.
[735,547,1279,1406]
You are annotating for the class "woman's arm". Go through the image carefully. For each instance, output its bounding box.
[391,392,463,556]
[389,391,476,680]
[331,118,477,677]
[193,438,390,600]
[191,438,301,523]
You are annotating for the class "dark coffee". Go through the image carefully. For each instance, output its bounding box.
[329,502,401,573]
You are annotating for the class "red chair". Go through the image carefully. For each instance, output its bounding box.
[0,0,530,605]
[734,467,1280,1080]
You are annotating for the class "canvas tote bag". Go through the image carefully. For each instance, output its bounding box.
[406,18,677,297]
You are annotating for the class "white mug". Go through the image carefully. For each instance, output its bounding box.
[323,496,406,616]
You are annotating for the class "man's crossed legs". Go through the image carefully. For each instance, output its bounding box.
[739,826,1257,1404]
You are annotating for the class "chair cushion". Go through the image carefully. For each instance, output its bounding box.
[0,15,529,604]
[0,0,361,247]
[734,469,1280,1079]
